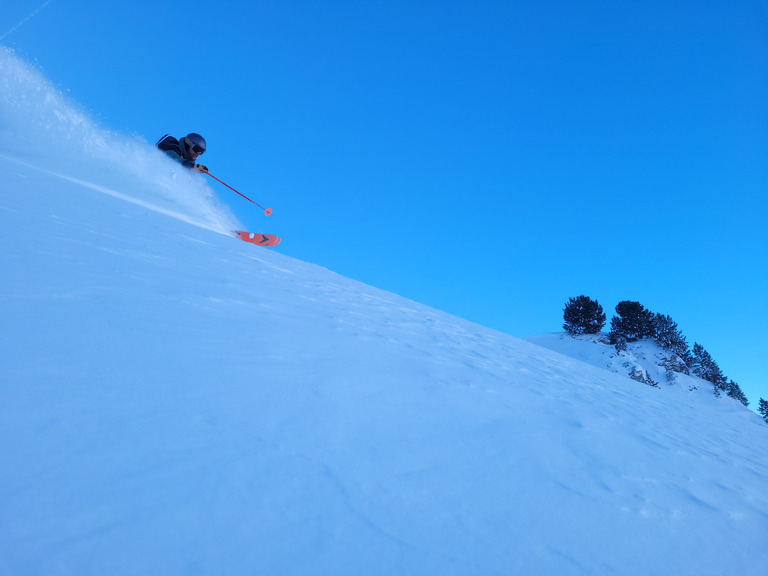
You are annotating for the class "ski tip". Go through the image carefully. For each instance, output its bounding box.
[234,230,281,247]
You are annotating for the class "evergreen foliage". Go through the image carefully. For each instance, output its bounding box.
[609,301,656,342]
[759,399,768,423]
[691,343,729,395]
[725,380,749,407]
[653,314,690,361]
[563,296,606,335]
[613,335,627,353]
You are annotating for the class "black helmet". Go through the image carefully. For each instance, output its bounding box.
[184,133,206,153]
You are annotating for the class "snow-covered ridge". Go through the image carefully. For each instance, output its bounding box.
[526,332,717,393]
[2,47,768,576]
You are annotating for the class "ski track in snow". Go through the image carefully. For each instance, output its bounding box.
[1,154,228,235]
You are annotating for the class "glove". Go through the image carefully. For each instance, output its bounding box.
[193,164,208,173]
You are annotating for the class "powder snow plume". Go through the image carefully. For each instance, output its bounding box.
[0,46,240,234]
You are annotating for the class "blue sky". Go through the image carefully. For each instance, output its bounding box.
[4,0,767,407]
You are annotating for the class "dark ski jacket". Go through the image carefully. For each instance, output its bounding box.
[156,135,195,168]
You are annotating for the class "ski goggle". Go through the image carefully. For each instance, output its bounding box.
[185,138,205,154]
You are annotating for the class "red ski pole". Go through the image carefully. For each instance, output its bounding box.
[206,172,272,217]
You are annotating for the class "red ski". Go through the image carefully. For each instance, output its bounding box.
[234,231,281,247]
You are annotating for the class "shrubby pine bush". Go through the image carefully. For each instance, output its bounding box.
[609,301,656,342]
[653,314,691,361]
[726,380,749,406]
[563,296,606,335]
[759,399,768,423]
[691,343,728,394]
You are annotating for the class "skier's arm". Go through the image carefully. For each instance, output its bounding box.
[161,148,194,168]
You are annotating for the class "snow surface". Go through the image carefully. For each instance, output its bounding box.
[2,47,768,575]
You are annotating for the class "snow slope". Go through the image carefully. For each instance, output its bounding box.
[2,47,768,576]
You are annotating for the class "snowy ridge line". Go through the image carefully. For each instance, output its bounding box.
[0,152,229,236]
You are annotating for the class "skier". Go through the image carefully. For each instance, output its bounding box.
[156,133,208,172]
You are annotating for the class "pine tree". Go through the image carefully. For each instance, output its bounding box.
[653,313,690,360]
[609,301,655,342]
[759,399,768,423]
[563,296,606,335]
[726,380,749,407]
[691,343,729,395]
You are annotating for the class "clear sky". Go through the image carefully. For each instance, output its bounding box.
[3,0,767,408]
